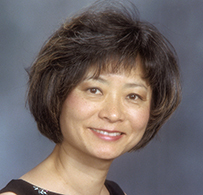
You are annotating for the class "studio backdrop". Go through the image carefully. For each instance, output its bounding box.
[0,0,203,194]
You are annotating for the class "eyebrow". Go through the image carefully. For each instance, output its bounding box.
[85,76,108,84]
[86,76,148,91]
[124,83,148,91]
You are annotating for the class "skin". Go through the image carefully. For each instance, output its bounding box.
[60,65,152,161]
[15,59,152,195]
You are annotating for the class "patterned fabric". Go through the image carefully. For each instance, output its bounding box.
[0,180,58,195]
[0,179,125,195]
[33,185,49,195]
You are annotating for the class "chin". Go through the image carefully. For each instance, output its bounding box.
[91,147,127,161]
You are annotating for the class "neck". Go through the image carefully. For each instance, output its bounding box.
[47,144,113,195]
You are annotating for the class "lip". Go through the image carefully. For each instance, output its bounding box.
[89,128,124,141]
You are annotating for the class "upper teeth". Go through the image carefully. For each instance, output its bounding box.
[92,129,121,136]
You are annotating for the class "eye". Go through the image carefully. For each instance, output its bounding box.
[127,93,142,101]
[88,88,102,95]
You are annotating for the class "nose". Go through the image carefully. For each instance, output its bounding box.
[98,94,125,123]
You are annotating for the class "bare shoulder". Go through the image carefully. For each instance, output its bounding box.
[0,192,17,195]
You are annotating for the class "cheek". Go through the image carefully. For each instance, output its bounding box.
[128,107,150,131]
[60,92,97,122]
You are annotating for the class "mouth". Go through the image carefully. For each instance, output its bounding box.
[89,128,124,141]
[91,128,122,136]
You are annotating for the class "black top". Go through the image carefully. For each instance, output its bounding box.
[0,179,125,195]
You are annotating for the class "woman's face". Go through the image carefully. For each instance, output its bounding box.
[60,61,151,160]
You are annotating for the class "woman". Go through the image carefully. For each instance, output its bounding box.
[0,0,181,194]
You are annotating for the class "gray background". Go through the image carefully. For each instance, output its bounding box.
[0,0,203,194]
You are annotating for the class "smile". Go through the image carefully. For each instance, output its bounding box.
[90,128,122,137]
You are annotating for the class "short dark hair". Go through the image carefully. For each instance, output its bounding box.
[27,0,181,150]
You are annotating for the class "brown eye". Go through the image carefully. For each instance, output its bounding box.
[127,93,140,100]
[88,88,102,95]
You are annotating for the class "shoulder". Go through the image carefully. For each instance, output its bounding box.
[0,180,18,195]
[105,180,125,195]
[0,179,31,195]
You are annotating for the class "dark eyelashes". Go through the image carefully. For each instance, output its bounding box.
[127,93,144,101]
[86,89,144,101]
[87,87,102,94]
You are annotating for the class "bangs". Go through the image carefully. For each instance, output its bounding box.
[83,53,142,80]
